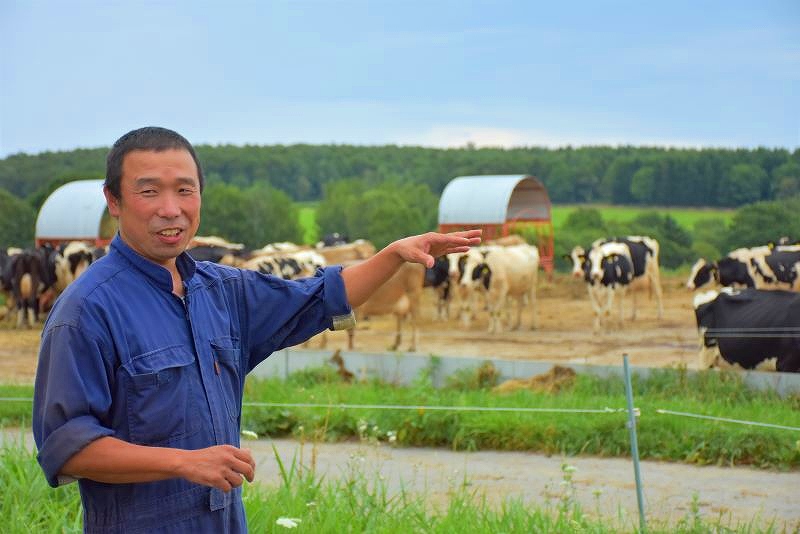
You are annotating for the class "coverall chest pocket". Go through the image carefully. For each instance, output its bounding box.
[210,338,243,420]
[124,345,200,445]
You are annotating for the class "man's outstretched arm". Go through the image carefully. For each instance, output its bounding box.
[341,229,481,308]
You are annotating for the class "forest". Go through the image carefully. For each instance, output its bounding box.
[1,143,799,270]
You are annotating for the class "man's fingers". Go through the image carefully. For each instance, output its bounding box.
[223,469,244,490]
[229,456,255,483]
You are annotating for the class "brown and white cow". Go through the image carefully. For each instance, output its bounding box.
[316,239,376,265]
[347,261,425,352]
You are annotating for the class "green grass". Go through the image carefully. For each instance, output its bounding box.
[297,201,320,245]
[239,365,800,470]
[0,439,784,533]
[550,204,735,231]
[5,368,799,470]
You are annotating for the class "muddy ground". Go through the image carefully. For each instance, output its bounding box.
[0,273,698,383]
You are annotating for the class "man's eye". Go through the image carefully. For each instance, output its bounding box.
[139,189,157,196]
[179,188,196,195]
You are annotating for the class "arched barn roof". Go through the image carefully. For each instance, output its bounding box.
[35,179,116,245]
[438,175,551,225]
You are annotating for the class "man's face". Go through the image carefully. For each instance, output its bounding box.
[105,148,201,268]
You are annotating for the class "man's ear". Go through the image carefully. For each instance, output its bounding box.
[104,186,121,218]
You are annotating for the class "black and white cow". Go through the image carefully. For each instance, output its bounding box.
[752,247,800,290]
[316,232,350,248]
[424,256,452,320]
[570,235,663,323]
[568,243,635,332]
[688,246,779,291]
[687,256,755,290]
[693,287,800,372]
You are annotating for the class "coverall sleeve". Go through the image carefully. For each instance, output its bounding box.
[33,324,116,487]
[240,265,354,371]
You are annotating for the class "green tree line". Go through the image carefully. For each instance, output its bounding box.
[1,144,799,263]
[2,144,799,208]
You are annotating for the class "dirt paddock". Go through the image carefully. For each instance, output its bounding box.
[0,273,699,383]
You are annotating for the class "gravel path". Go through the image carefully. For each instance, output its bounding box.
[3,429,796,530]
[250,438,798,529]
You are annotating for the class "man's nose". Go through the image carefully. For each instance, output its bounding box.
[156,193,182,218]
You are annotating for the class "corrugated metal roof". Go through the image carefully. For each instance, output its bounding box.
[438,175,550,224]
[35,179,110,240]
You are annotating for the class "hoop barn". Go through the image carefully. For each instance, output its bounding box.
[35,179,117,248]
[437,175,554,274]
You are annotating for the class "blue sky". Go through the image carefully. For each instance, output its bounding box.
[1,1,798,157]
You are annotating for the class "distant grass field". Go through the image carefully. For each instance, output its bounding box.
[550,204,734,230]
[297,202,319,244]
[297,203,734,244]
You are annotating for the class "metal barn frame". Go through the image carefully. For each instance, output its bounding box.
[35,179,117,247]
[438,175,555,273]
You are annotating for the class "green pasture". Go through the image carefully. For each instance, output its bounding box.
[297,203,734,245]
[297,201,320,245]
[549,204,735,231]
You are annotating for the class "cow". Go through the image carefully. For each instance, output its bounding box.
[316,239,376,265]
[693,287,800,372]
[688,246,776,291]
[316,232,350,248]
[347,261,425,352]
[569,235,663,325]
[568,244,635,332]
[9,249,47,328]
[459,244,539,333]
[424,256,451,320]
[189,235,245,250]
[750,247,800,290]
[0,248,19,320]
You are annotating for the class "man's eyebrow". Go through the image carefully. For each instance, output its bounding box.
[133,177,198,187]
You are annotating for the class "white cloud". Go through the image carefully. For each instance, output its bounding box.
[395,125,734,150]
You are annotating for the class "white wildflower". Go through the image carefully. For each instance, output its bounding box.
[276,517,301,528]
[562,464,577,473]
[240,430,258,440]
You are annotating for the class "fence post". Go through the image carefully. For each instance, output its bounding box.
[623,354,646,533]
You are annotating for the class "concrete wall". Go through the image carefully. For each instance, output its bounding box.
[251,349,800,397]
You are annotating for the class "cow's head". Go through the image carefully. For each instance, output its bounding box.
[471,263,492,290]
[588,243,628,283]
[686,259,716,290]
[568,246,586,279]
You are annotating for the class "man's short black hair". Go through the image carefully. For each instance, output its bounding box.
[105,126,204,200]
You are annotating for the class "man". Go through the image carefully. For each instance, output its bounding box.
[32,126,481,533]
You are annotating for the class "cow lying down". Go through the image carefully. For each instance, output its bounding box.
[693,287,800,372]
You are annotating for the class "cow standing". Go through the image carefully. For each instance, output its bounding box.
[569,235,663,330]
[348,261,425,351]
[569,244,634,332]
[10,250,46,328]
[459,244,539,333]
[424,256,452,320]
[693,288,800,372]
